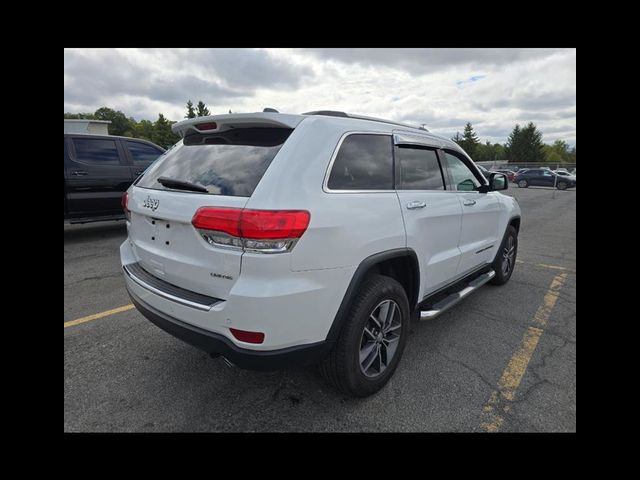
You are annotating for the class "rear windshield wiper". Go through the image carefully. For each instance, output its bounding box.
[157,177,208,193]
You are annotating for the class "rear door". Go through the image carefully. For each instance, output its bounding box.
[122,139,165,180]
[393,134,463,297]
[528,170,543,186]
[129,127,292,300]
[65,135,133,216]
[540,169,556,186]
[441,149,502,275]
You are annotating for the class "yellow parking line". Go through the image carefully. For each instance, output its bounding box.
[516,260,575,273]
[480,272,568,432]
[64,304,135,329]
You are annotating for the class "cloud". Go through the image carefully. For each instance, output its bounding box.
[304,48,566,75]
[64,48,576,145]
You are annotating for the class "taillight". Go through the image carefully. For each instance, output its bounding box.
[240,210,310,239]
[191,207,242,237]
[229,328,265,344]
[192,207,310,253]
[121,192,131,221]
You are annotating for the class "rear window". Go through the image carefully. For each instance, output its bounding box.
[327,134,393,190]
[137,128,292,197]
[126,141,164,163]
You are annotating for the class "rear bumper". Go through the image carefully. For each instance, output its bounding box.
[126,285,333,370]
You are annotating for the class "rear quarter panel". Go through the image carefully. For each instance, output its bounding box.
[246,117,406,272]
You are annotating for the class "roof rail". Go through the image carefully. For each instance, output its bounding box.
[301,110,428,132]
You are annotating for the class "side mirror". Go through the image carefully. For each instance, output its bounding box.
[489,172,508,191]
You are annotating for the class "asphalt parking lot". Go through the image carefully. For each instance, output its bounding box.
[64,186,576,432]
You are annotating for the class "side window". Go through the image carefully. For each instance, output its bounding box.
[72,138,121,165]
[444,151,482,192]
[327,134,393,190]
[126,141,164,163]
[396,146,445,190]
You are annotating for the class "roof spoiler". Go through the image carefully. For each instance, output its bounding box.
[171,112,304,138]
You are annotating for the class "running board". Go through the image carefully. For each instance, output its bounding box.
[420,270,495,320]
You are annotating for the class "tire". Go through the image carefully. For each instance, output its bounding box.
[518,179,528,188]
[489,225,518,285]
[319,274,410,397]
[556,182,567,190]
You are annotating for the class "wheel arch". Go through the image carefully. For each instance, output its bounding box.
[325,248,420,343]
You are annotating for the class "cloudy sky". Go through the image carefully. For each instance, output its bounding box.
[64,48,576,145]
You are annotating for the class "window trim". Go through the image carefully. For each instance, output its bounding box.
[394,144,448,192]
[323,131,396,194]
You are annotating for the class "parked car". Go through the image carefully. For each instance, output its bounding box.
[64,134,165,223]
[554,170,576,180]
[515,168,576,190]
[492,169,516,182]
[120,111,521,397]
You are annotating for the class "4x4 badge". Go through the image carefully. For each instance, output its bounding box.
[142,196,159,211]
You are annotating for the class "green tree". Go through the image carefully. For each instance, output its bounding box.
[505,123,544,164]
[461,122,480,157]
[185,100,196,119]
[152,113,180,148]
[451,123,480,157]
[93,107,134,136]
[474,141,494,163]
[132,119,155,142]
[196,101,210,117]
[504,124,522,163]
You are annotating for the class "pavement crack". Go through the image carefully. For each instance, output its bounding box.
[65,272,122,286]
[434,348,495,391]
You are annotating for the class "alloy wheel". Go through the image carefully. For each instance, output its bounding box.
[502,235,516,275]
[359,300,402,378]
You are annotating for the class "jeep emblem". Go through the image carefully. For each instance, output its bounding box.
[142,195,159,211]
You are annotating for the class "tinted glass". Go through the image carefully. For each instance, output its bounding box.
[137,128,292,197]
[396,146,445,190]
[444,151,481,191]
[73,138,120,164]
[126,141,163,163]
[328,134,393,190]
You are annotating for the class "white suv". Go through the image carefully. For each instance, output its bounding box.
[120,110,521,397]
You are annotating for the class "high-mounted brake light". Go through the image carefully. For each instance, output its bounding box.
[191,207,310,253]
[229,328,265,344]
[194,122,218,131]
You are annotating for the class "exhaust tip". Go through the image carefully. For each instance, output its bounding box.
[222,357,235,368]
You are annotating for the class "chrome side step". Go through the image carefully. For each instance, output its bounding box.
[420,270,495,321]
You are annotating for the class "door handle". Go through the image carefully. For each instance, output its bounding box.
[70,170,88,176]
[463,199,476,206]
[406,201,427,210]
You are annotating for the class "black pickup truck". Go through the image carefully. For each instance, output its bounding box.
[64,134,165,223]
